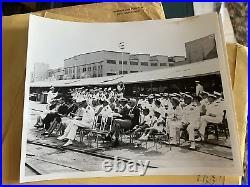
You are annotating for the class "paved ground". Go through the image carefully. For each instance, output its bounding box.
[24,101,234,176]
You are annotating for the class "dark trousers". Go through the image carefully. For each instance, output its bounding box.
[43,113,61,130]
[110,119,133,139]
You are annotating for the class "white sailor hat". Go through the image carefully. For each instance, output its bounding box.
[148,95,154,99]
[201,91,209,95]
[208,93,217,98]
[154,94,161,97]
[171,97,180,103]
[195,80,200,83]
[175,93,181,98]
[108,87,112,91]
[119,97,128,102]
[214,91,222,97]
[180,92,185,96]
[163,93,168,97]
[184,94,193,100]
[169,93,176,97]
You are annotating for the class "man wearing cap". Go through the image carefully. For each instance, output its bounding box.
[106,98,140,147]
[182,94,202,149]
[154,99,167,118]
[139,107,165,141]
[167,97,183,145]
[214,91,225,105]
[115,97,130,116]
[47,87,58,104]
[195,80,204,96]
[144,95,156,118]
[199,93,224,141]
[99,99,113,125]
[57,100,95,146]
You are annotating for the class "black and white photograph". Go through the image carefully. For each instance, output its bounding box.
[20,13,242,182]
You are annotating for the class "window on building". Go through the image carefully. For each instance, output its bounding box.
[130,61,138,65]
[160,63,167,66]
[141,62,148,66]
[119,61,127,65]
[98,65,103,69]
[88,67,91,71]
[77,67,80,74]
[98,73,102,77]
[151,63,158,66]
[107,73,117,76]
[130,71,138,73]
[119,71,128,74]
[93,66,97,71]
[107,60,116,64]
[83,67,86,72]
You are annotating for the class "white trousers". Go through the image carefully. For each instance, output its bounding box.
[64,123,78,140]
[200,115,222,136]
[63,120,92,140]
[169,121,182,142]
[186,120,200,141]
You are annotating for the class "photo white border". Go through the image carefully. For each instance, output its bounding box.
[19,13,243,183]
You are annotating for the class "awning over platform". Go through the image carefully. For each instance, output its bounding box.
[30,59,220,88]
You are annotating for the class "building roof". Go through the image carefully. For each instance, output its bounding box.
[30,58,219,88]
[64,50,131,61]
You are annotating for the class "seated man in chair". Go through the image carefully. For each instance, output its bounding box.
[138,108,165,141]
[199,93,224,141]
[105,98,140,147]
[182,94,201,149]
[57,99,95,146]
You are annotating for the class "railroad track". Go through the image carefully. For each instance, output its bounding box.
[25,163,42,175]
[26,140,158,175]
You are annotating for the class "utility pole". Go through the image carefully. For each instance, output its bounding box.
[119,42,125,75]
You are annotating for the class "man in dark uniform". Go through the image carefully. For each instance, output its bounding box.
[106,98,140,147]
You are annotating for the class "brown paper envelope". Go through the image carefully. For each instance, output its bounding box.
[233,44,248,160]
[2,3,247,184]
[226,43,237,87]
[45,2,165,22]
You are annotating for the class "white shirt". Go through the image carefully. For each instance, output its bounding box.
[196,83,204,96]
[151,116,165,132]
[82,105,95,124]
[182,104,200,123]
[140,114,152,126]
[206,102,224,120]
[100,105,113,119]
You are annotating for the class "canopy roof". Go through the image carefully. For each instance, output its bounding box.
[30,59,220,88]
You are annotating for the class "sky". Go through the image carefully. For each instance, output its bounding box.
[27,14,218,70]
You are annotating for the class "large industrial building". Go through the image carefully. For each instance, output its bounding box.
[37,34,218,82]
[63,51,171,79]
[32,63,49,82]
[185,34,218,63]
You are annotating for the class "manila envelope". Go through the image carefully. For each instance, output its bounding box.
[2,2,247,184]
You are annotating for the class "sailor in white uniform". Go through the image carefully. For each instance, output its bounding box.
[57,100,95,146]
[199,93,224,140]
